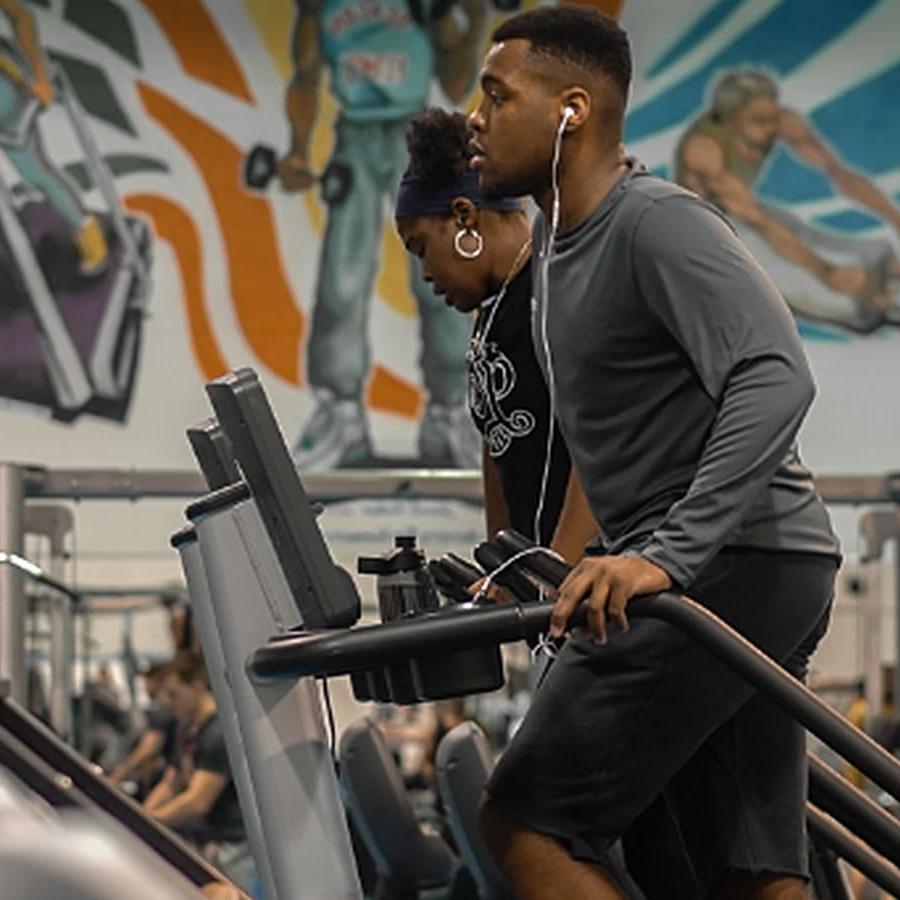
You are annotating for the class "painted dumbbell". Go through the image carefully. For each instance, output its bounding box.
[242,145,352,206]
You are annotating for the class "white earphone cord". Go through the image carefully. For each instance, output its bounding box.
[532,111,569,546]
[474,544,567,658]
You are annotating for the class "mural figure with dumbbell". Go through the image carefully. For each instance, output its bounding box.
[266,0,491,469]
[244,146,353,208]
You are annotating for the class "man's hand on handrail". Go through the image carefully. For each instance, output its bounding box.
[549,556,672,644]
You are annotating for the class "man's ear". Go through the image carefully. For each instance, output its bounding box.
[450,196,479,230]
[559,88,591,131]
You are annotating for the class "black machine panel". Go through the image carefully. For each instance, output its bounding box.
[187,417,241,491]
[205,368,360,630]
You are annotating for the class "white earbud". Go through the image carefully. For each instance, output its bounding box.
[562,105,575,123]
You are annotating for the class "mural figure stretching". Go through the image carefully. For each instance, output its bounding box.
[677,69,900,334]
[278,0,486,468]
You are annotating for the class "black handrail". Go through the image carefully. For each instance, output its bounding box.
[632,592,900,802]
[438,538,900,869]
[809,754,900,865]
[250,589,900,805]
[808,804,900,897]
[249,601,555,680]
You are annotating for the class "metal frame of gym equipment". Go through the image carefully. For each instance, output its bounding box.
[20,503,76,740]
[0,63,152,415]
[0,459,523,713]
[0,762,204,900]
[0,454,896,890]
[0,508,177,756]
[173,369,900,900]
[0,675,249,897]
[0,545,166,758]
[1,502,77,739]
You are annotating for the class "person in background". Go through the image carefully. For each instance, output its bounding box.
[375,703,439,789]
[433,698,467,749]
[109,662,177,800]
[144,651,255,894]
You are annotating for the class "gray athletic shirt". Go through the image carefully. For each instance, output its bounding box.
[532,161,839,589]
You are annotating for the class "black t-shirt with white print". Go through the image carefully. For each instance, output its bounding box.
[467,260,571,544]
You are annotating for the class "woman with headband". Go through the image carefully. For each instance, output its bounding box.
[395,107,597,563]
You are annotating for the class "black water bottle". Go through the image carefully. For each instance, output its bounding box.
[358,535,440,623]
[357,536,440,702]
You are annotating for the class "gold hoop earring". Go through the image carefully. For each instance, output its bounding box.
[454,227,483,259]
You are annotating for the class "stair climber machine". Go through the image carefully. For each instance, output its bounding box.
[176,368,900,900]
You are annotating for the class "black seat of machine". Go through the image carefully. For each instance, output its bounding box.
[436,722,514,900]
[435,721,649,900]
[340,717,459,896]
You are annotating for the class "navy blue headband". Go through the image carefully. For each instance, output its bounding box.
[395,171,521,218]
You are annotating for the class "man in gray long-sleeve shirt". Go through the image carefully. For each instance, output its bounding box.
[468,8,840,900]
[534,164,838,588]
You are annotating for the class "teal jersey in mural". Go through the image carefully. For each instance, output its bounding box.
[319,0,432,122]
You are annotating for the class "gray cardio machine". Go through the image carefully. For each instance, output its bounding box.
[0,766,201,900]
[176,369,900,900]
[0,670,246,898]
[174,408,362,898]
[176,372,494,899]
[179,412,471,899]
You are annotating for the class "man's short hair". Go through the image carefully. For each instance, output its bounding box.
[167,650,209,686]
[492,6,631,102]
[711,69,778,121]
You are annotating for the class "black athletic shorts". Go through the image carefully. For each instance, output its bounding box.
[486,548,838,898]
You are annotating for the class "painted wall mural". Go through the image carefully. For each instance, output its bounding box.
[0,0,152,422]
[0,0,538,470]
[627,0,900,338]
[622,0,900,470]
[0,0,895,475]
[272,0,486,469]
